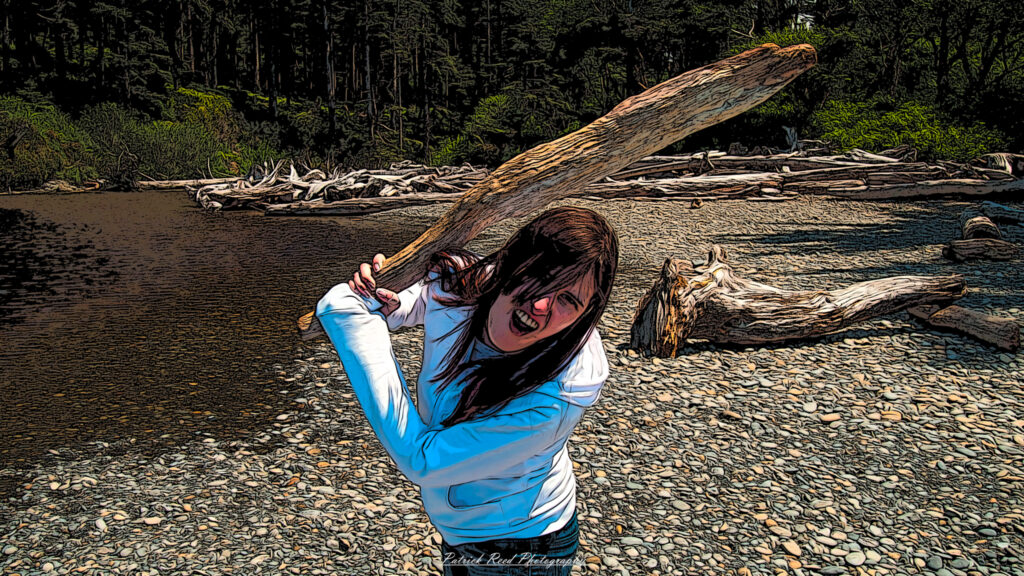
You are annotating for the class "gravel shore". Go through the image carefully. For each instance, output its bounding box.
[3,196,1023,575]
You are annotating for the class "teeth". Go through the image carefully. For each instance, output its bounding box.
[514,309,539,330]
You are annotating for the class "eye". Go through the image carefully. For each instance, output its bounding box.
[559,293,583,310]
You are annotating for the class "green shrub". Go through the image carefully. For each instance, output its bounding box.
[164,86,244,144]
[809,100,1006,161]
[137,120,223,180]
[220,140,280,176]
[428,135,472,166]
[1,92,284,189]
[454,85,576,166]
[0,96,96,188]
[466,94,515,138]
[79,101,281,182]
[0,117,61,190]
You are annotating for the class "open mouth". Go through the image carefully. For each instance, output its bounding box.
[511,309,540,335]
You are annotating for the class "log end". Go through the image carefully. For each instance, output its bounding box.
[909,304,1020,351]
[630,258,697,357]
[775,43,818,68]
[735,43,817,68]
[943,238,1019,262]
[298,312,326,341]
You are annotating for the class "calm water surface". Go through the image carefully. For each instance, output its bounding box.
[0,191,424,498]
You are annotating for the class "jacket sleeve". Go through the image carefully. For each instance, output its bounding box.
[316,282,566,487]
[384,278,430,331]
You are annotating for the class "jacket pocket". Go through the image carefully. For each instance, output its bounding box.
[447,476,529,509]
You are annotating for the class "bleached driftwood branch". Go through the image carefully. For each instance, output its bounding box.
[630,246,967,356]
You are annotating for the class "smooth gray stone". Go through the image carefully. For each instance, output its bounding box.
[845,551,866,566]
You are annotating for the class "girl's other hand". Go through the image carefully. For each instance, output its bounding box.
[349,253,400,315]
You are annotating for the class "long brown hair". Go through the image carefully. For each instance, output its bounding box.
[428,207,618,426]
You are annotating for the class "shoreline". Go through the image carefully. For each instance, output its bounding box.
[2,196,1022,575]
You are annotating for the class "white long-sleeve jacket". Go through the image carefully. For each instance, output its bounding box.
[315,273,608,545]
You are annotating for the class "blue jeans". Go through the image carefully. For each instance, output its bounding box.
[441,512,579,576]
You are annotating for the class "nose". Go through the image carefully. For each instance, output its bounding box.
[531,295,553,314]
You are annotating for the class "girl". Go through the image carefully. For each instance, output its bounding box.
[316,207,618,575]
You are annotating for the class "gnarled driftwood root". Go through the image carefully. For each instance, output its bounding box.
[630,245,967,355]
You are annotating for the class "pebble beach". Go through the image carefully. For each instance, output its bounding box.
[2,196,1023,575]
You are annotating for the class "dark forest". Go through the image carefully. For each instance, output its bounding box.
[1,0,1021,189]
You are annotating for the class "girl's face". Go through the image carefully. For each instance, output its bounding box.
[484,273,596,353]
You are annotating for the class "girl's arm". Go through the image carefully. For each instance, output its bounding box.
[382,278,430,330]
[317,282,568,487]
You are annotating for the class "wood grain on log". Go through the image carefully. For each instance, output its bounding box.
[959,208,1002,239]
[971,167,1018,181]
[609,154,888,179]
[909,305,1020,351]
[265,194,457,215]
[865,170,952,185]
[942,238,1019,261]
[629,245,966,355]
[139,177,239,190]
[588,173,785,198]
[783,179,866,194]
[778,163,933,183]
[299,43,818,339]
[629,258,697,357]
[821,178,1024,200]
[976,153,1024,177]
[841,149,902,164]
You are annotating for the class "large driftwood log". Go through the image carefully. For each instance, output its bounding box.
[820,178,1024,200]
[587,173,785,198]
[975,153,1024,177]
[943,206,1018,262]
[263,178,792,216]
[298,43,818,339]
[629,245,966,356]
[265,193,456,216]
[970,167,1018,181]
[959,208,1002,239]
[140,176,239,190]
[909,305,1020,351]
[783,179,866,194]
[780,163,929,182]
[609,155,911,180]
[942,238,1019,261]
[186,149,1021,215]
[840,149,901,164]
[865,170,954,185]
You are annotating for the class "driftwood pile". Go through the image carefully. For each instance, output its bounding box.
[186,160,487,214]
[183,149,1024,216]
[912,199,1023,351]
[942,203,1021,262]
[629,191,1024,355]
[621,150,1024,356]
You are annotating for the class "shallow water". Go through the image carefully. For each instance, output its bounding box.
[0,191,423,497]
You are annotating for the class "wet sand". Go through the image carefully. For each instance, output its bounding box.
[0,190,427,498]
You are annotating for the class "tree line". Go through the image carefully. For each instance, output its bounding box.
[0,0,1021,187]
